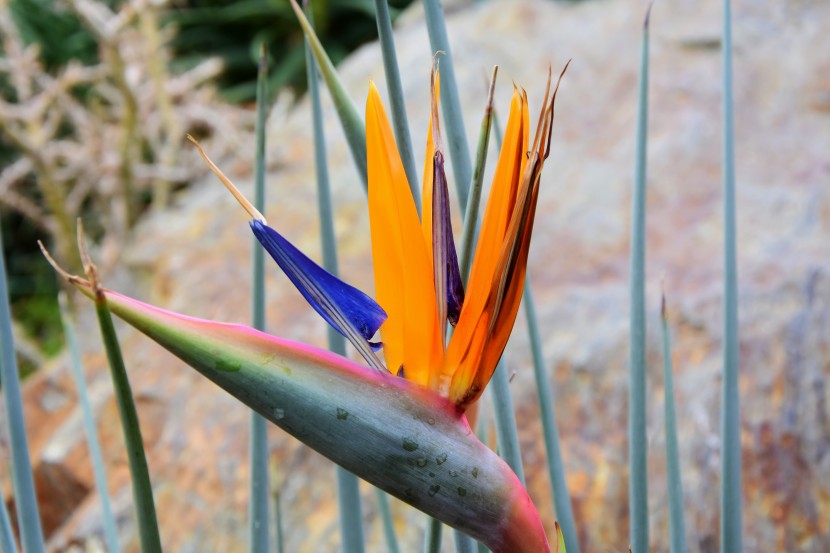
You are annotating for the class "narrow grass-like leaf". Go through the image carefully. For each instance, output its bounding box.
[457,67,496,283]
[0,481,17,553]
[59,294,120,553]
[69,230,162,553]
[376,489,400,553]
[373,0,421,213]
[628,9,651,553]
[453,530,477,553]
[523,283,580,553]
[303,10,368,550]
[720,0,743,549]
[660,291,687,553]
[490,360,525,483]
[424,517,443,553]
[273,489,285,553]
[0,222,45,553]
[249,44,270,553]
[289,0,367,185]
[422,0,473,209]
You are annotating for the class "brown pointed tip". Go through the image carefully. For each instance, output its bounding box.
[660,280,668,321]
[485,66,498,112]
[38,240,92,293]
[187,134,267,224]
[644,0,655,30]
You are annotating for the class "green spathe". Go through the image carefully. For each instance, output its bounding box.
[73,284,549,553]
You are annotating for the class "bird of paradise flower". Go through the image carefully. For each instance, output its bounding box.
[45,65,567,552]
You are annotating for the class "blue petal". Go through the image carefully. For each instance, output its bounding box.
[250,220,387,363]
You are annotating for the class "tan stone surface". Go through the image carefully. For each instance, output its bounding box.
[3,0,829,551]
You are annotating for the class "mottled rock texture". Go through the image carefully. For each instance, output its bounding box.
[3,0,829,551]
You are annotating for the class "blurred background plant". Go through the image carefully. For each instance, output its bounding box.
[0,0,409,378]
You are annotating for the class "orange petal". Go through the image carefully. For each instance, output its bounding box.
[366,83,442,387]
[442,89,527,397]
[447,69,559,407]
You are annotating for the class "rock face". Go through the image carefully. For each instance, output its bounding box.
[3,0,829,550]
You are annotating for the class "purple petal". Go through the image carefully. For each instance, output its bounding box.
[251,220,387,369]
[432,151,465,326]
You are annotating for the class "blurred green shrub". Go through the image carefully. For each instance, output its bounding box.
[166,0,415,103]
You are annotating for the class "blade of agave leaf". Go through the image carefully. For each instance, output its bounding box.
[92,292,162,552]
[628,10,651,553]
[422,0,473,209]
[0,223,45,553]
[251,220,386,372]
[75,288,550,553]
[523,284,580,553]
[423,517,443,553]
[720,0,743,549]
[59,294,120,553]
[288,0,367,185]
[376,489,401,553]
[0,488,15,553]
[373,0,421,213]
[249,44,270,553]
[660,292,688,553]
[458,67,497,284]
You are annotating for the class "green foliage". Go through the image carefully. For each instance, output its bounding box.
[8,0,103,71]
[166,0,414,103]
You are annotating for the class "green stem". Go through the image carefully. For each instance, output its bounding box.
[720,0,743,549]
[273,490,285,553]
[376,489,400,553]
[0,487,15,553]
[421,0,472,209]
[628,11,651,553]
[60,295,121,553]
[0,220,45,553]
[524,283,580,553]
[94,295,161,552]
[660,293,687,553]
[490,360,524,483]
[248,45,271,553]
[423,517,443,553]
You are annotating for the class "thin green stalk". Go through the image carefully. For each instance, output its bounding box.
[453,530,477,553]
[720,0,743,549]
[422,0,472,209]
[490,360,525,484]
[423,517,443,553]
[304,10,366,550]
[523,283,580,553]
[273,490,285,553]
[0,489,15,553]
[0,222,45,553]
[373,0,421,213]
[628,9,651,553]
[289,0,367,185]
[660,292,687,553]
[59,294,120,553]
[249,44,271,553]
[83,242,161,553]
[457,67,496,282]
[376,489,400,553]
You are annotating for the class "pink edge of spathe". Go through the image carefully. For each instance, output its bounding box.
[97,287,550,552]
